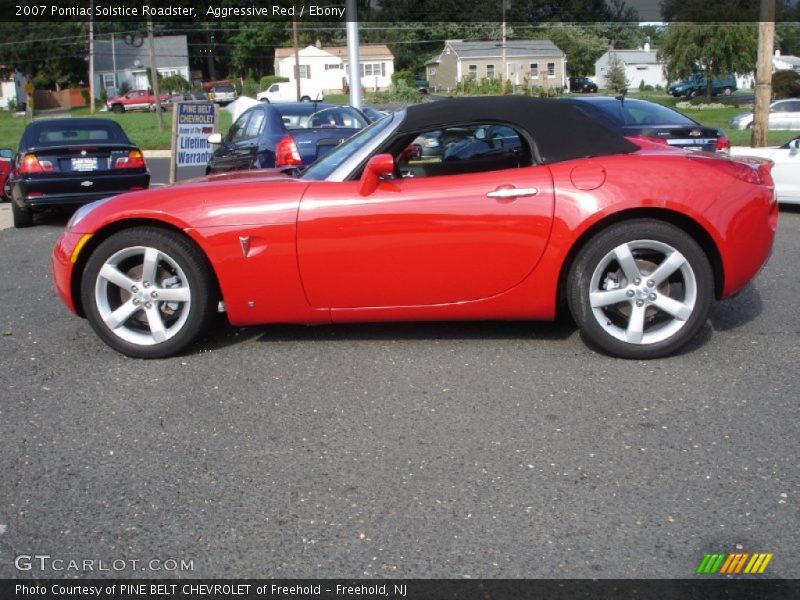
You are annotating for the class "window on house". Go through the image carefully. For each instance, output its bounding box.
[361,63,386,77]
[486,64,495,78]
[102,73,115,89]
[547,62,555,77]
[325,63,341,70]
[297,65,310,79]
[530,63,539,76]
[468,64,477,78]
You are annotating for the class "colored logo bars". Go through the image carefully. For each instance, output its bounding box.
[696,552,773,575]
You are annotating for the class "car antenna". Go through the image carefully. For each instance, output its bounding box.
[615,88,627,103]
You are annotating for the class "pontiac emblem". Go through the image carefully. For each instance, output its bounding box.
[239,235,251,258]
[689,130,702,137]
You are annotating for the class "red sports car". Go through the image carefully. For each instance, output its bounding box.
[52,97,778,359]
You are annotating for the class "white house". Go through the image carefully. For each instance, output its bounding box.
[273,44,395,93]
[0,70,28,110]
[93,35,190,98]
[595,44,665,90]
[774,50,800,73]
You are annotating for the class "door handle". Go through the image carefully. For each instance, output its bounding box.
[486,187,539,199]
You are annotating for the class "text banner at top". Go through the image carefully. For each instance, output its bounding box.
[0,0,792,23]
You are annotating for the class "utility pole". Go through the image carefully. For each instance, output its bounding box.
[88,0,95,114]
[147,12,164,132]
[292,18,301,102]
[346,0,362,109]
[501,0,507,94]
[752,0,775,147]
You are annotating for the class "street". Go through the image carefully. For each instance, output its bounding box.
[0,184,798,578]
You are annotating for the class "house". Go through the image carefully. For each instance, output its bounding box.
[93,35,189,98]
[273,44,395,93]
[0,69,28,111]
[425,40,567,92]
[774,50,800,73]
[594,44,665,90]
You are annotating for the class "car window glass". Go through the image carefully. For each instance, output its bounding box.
[395,123,530,179]
[269,84,279,92]
[226,112,250,143]
[244,110,266,138]
[616,102,695,126]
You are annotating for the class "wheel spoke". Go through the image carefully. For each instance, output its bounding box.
[648,251,686,287]
[141,247,160,284]
[653,295,693,320]
[612,243,641,283]
[99,264,136,291]
[156,286,190,303]
[103,300,139,330]
[625,303,647,344]
[590,288,632,308]
[144,305,168,343]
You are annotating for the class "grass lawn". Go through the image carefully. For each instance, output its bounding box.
[0,106,232,151]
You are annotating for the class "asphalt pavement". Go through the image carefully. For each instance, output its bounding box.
[0,193,798,578]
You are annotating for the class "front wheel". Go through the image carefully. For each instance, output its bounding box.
[567,220,713,359]
[300,96,311,102]
[81,227,218,358]
[111,104,124,114]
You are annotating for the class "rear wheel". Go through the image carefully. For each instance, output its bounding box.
[300,96,311,102]
[111,104,124,113]
[12,201,33,228]
[567,220,713,359]
[81,227,218,358]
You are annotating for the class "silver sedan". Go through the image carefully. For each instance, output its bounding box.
[729,99,800,130]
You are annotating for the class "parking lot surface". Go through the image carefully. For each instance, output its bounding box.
[0,207,798,578]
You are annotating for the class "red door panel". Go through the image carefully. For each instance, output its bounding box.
[297,167,555,309]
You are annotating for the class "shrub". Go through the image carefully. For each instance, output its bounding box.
[160,74,190,93]
[772,70,800,99]
[118,81,131,95]
[80,88,90,105]
[259,75,289,89]
[391,69,416,88]
[370,80,422,104]
[606,55,629,94]
[242,77,260,97]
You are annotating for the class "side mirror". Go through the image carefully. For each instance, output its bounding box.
[359,153,395,196]
[0,148,13,160]
[207,133,223,145]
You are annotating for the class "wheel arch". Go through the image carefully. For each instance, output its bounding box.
[71,218,222,317]
[555,207,724,315]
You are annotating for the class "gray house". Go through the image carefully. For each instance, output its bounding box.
[594,45,665,90]
[93,35,189,98]
[426,40,567,92]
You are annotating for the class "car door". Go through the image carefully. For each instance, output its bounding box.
[768,101,796,130]
[296,122,555,309]
[771,139,800,202]
[209,110,253,172]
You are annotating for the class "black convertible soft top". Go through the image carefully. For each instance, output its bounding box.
[399,96,639,164]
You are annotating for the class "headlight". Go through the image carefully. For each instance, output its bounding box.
[67,197,111,231]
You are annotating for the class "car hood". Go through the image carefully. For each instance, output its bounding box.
[72,171,310,233]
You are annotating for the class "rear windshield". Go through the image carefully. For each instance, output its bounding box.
[26,122,130,147]
[594,100,696,126]
[276,105,368,130]
[213,85,235,92]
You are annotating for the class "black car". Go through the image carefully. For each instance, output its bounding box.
[569,76,598,93]
[560,96,729,152]
[8,118,149,228]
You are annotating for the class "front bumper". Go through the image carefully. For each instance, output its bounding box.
[51,230,88,315]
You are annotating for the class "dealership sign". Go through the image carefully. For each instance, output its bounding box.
[171,102,217,180]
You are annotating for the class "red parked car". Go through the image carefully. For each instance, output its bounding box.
[106,89,171,113]
[51,97,777,359]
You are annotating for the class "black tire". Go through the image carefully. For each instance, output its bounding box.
[112,104,124,114]
[259,98,270,103]
[567,219,713,359]
[12,201,33,228]
[81,227,218,358]
[300,96,311,102]
[689,89,700,98]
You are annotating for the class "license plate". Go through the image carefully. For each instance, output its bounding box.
[72,157,97,171]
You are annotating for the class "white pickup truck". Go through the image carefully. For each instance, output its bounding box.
[256,81,324,103]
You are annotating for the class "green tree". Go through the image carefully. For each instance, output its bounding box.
[658,23,757,101]
[605,54,629,93]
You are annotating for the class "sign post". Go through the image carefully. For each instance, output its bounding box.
[169,101,218,184]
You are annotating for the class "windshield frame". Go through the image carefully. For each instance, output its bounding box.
[300,110,403,182]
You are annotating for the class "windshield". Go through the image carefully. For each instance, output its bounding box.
[26,122,129,147]
[300,113,397,181]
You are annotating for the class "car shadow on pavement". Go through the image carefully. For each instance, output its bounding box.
[197,317,579,352]
[708,283,763,331]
